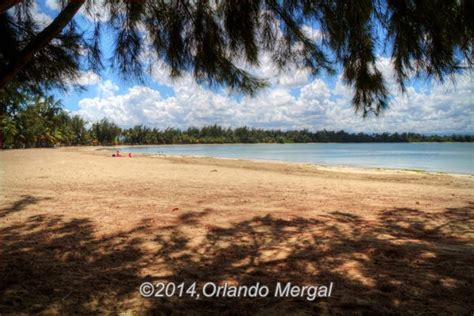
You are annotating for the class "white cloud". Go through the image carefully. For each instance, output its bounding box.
[67,71,101,86]
[301,25,323,42]
[45,0,60,11]
[243,52,312,89]
[44,0,111,22]
[22,1,53,27]
[300,79,331,100]
[79,0,111,23]
[16,3,471,134]
[97,80,119,98]
[75,57,473,134]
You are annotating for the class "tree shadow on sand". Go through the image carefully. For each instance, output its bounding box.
[0,198,473,314]
[0,195,51,219]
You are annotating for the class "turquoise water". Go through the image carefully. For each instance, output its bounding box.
[122,143,474,174]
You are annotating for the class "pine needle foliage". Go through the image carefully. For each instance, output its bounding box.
[0,0,472,115]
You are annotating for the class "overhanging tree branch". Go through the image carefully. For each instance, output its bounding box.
[0,0,22,14]
[0,0,84,90]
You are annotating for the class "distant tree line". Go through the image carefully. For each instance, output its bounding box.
[1,95,471,149]
[120,125,472,145]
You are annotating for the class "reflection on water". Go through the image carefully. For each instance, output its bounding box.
[122,143,474,174]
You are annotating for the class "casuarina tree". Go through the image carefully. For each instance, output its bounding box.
[0,0,472,115]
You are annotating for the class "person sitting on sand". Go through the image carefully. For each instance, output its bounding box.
[128,153,132,158]
[116,150,121,157]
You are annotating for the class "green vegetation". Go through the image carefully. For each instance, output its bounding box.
[1,1,472,115]
[121,125,471,145]
[1,93,471,148]
[0,91,116,147]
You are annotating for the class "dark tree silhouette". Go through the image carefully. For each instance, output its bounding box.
[0,0,472,115]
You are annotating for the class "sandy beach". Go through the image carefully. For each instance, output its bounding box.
[1,147,473,314]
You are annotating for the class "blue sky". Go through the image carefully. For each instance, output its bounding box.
[38,1,473,134]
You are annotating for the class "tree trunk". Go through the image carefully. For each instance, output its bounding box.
[0,1,84,90]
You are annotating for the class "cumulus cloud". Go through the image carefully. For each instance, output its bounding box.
[66,71,101,87]
[45,0,111,22]
[14,1,53,26]
[97,80,119,98]
[75,54,473,134]
[45,0,60,11]
[301,25,323,42]
[16,3,470,134]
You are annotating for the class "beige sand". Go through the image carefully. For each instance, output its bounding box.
[1,147,473,314]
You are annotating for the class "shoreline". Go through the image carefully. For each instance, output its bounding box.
[97,145,474,177]
[1,146,473,314]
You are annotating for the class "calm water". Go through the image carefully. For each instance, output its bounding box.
[122,143,474,174]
